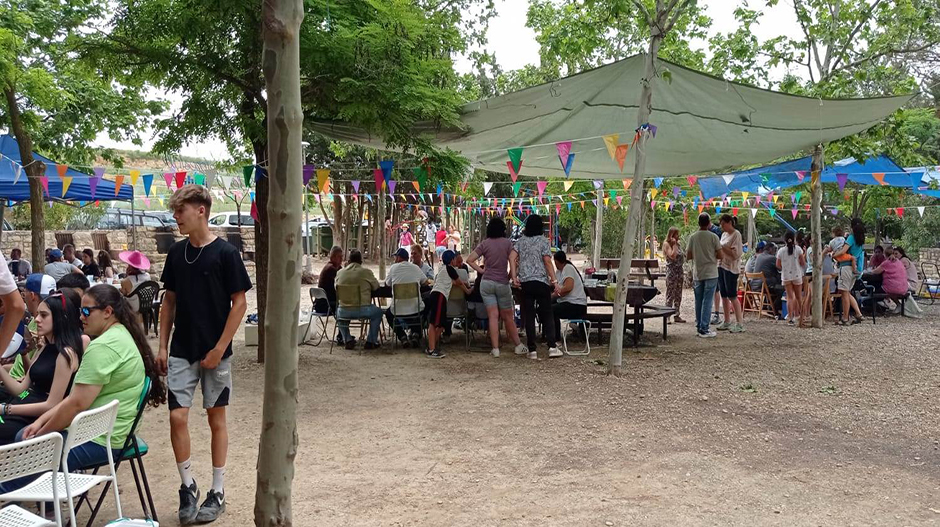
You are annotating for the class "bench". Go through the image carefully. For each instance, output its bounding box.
[594,258,665,286]
[582,304,677,346]
[857,286,910,324]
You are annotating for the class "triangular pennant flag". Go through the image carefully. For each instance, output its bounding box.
[672,186,680,198]
[142,174,153,197]
[537,181,548,197]
[175,171,186,189]
[437,183,443,197]
[39,176,49,196]
[388,180,397,195]
[896,207,904,218]
[831,208,839,216]
[92,166,105,180]
[250,200,259,221]
[791,208,798,219]
[697,203,705,213]
[622,179,632,190]
[687,176,698,186]
[650,188,659,199]
[653,177,663,188]
[556,141,572,168]
[193,173,205,186]
[143,198,150,207]
[380,160,394,185]
[242,166,254,186]
[61,176,72,197]
[302,165,315,186]
[561,153,575,177]
[794,191,802,203]
[12,164,21,184]
[129,169,140,186]
[769,208,776,217]
[732,207,738,216]
[373,168,384,191]
[114,175,124,196]
[722,174,734,185]
[411,180,420,192]
[506,160,523,182]
[162,172,172,189]
[317,169,331,194]
[512,182,522,197]
[616,195,623,206]
[918,206,925,217]
[741,191,749,202]
[604,197,610,207]
[351,180,361,194]
[750,208,758,218]
[650,200,656,210]
[507,148,523,173]
[796,170,806,182]
[563,181,574,192]
[836,173,848,192]
[567,203,573,211]
[872,172,886,185]
[603,134,619,159]
[593,180,603,190]
[205,169,217,189]
[56,164,68,181]
[615,144,629,172]
[483,182,493,195]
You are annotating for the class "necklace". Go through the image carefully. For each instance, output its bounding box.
[184,241,207,265]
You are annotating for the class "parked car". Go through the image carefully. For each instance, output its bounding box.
[0,219,11,231]
[209,212,255,227]
[147,211,177,225]
[86,209,170,229]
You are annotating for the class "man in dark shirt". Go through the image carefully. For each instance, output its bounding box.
[158,185,251,525]
[317,246,343,314]
[750,243,784,313]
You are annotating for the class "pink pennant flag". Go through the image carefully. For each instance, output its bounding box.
[164,172,173,189]
[687,176,698,186]
[39,176,49,196]
[791,208,798,219]
[617,196,624,207]
[556,141,572,166]
[373,168,384,191]
[143,197,150,207]
[796,171,806,182]
[507,160,522,183]
[537,181,548,197]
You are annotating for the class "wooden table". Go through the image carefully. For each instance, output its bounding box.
[581,284,674,346]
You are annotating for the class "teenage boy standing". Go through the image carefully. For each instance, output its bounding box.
[158,185,251,524]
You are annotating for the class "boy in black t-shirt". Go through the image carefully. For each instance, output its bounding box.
[158,185,251,525]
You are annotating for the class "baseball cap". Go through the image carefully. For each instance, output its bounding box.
[49,249,62,259]
[441,250,456,265]
[393,248,409,260]
[25,274,56,298]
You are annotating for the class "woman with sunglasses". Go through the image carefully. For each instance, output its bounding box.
[0,289,87,444]
[20,285,165,473]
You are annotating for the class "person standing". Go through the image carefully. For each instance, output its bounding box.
[399,224,414,249]
[434,225,448,269]
[776,231,805,325]
[158,185,251,524]
[510,215,559,359]
[662,227,686,324]
[717,215,744,332]
[686,213,723,338]
[831,220,865,325]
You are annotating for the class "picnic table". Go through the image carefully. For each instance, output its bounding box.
[592,259,665,287]
[372,283,433,299]
[581,283,675,346]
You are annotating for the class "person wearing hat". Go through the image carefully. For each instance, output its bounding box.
[119,250,152,314]
[399,223,414,249]
[43,249,82,282]
[424,250,471,359]
[385,247,429,347]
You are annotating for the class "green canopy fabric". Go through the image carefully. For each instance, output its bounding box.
[312,54,914,179]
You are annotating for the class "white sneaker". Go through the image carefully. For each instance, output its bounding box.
[490,348,500,358]
[729,323,745,333]
[716,322,732,331]
[698,331,718,338]
[548,347,563,358]
[514,343,528,356]
[527,351,538,360]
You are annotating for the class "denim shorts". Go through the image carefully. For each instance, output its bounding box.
[480,279,514,310]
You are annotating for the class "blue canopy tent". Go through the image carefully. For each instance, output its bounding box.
[697,155,911,199]
[0,134,133,202]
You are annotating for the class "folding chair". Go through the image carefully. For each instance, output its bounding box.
[559,318,591,356]
[917,262,940,305]
[79,378,157,526]
[331,284,377,354]
[0,433,64,527]
[800,274,836,327]
[390,283,424,349]
[303,288,333,346]
[1,400,122,527]
[743,272,777,319]
[446,286,471,352]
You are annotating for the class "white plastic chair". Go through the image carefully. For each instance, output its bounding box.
[0,400,122,527]
[559,319,592,356]
[0,432,63,527]
[303,288,333,346]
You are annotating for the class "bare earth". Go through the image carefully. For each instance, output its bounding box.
[90,258,939,526]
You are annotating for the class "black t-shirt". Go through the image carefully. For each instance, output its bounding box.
[161,238,252,363]
[82,262,100,278]
[318,263,340,303]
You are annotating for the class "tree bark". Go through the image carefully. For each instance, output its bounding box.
[255,0,303,524]
[810,144,824,328]
[608,32,664,376]
[4,87,46,270]
[593,188,604,267]
[332,190,344,252]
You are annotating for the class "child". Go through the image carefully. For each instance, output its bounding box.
[827,226,857,272]
[424,250,471,359]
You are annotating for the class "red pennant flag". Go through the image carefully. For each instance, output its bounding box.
[896,207,904,217]
[56,164,68,180]
[373,168,384,191]
[507,160,523,182]
[175,171,186,189]
[250,200,259,221]
[687,176,698,186]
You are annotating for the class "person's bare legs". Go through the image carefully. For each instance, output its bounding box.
[785,283,797,321]
[170,408,192,463]
[722,297,731,323]
[730,297,743,325]
[840,290,852,322]
[486,305,501,349]
[792,282,803,322]
[499,308,522,346]
[207,407,228,471]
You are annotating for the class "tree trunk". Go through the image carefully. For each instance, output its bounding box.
[608,35,664,376]
[593,188,604,267]
[4,87,46,270]
[810,144,824,328]
[650,202,657,259]
[378,181,387,280]
[637,190,647,258]
[356,198,365,252]
[332,190,344,252]
[255,0,303,524]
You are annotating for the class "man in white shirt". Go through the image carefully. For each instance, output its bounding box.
[385,248,429,347]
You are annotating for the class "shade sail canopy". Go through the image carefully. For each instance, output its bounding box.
[312,54,914,179]
[0,134,133,202]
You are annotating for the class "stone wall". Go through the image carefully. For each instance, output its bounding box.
[918,248,940,264]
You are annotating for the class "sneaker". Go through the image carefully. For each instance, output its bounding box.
[710,313,721,325]
[490,348,500,358]
[194,489,225,523]
[716,322,732,331]
[427,349,446,359]
[787,318,796,326]
[514,343,529,356]
[729,323,745,333]
[548,347,563,358]
[698,331,717,338]
[178,482,200,525]
[527,351,538,360]
[363,341,380,350]
[344,339,356,350]
[410,338,422,348]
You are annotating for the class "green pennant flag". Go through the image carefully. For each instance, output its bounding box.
[507,147,524,173]
[609,189,616,200]
[413,166,427,192]
[760,173,770,186]
[243,165,254,186]
[512,181,522,197]
[194,173,206,186]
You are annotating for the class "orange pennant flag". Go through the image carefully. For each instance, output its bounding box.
[56,164,68,180]
[615,144,629,172]
[872,172,886,185]
[114,175,124,196]
[622,179,632,190]
[412,180,420,192]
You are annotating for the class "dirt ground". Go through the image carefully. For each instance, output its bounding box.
[90,257,939,526]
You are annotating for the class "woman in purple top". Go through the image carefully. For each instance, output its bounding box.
[467,218,527,358]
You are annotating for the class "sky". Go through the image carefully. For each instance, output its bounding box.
[93,0,802,161]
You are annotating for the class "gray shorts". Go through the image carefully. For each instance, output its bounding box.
[480,279,514,310]
[168,356,232,411]
[837,265,856,292]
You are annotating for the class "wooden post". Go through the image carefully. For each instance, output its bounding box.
[256,0,303,522]
[593,188,603,268]
[810,143,825,328]
[650,200,656,259]
[638,188,647,258]
[378,180,386,280]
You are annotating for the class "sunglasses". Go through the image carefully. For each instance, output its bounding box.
[80,306,104,317]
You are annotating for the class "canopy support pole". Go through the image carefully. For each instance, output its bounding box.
[811,143,825,328]
[638,190,647,258]
[0,203,5,246]
[650,200,656,259]
[593,188,603,268]
[378,181,386,280]
[304,184,311,270]
[131,189,138,251]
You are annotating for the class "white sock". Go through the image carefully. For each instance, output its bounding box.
[177,458,194,487]
[211,466,225,494]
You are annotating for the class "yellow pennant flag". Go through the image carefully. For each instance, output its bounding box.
[772,194,780,204]
[741,191,749,202]
[317,169,331,194]
[114,175,124,196]
[129,169,140,186]
[650,188,659,199]
[61,176,72,197]
[603,197,610,207]
[563,180,574,192]
[603,134,619,159]
[811,169,822,186]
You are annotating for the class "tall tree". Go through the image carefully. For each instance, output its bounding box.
[0,0,158,269]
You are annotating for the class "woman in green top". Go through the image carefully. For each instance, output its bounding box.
[20,285,165,473]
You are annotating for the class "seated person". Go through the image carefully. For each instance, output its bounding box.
[551,251,588,341]
[43,249,82,282]
[317,246,343,315]
[14,286,165,490]
[118,251,152,315]
[411,244,434,281]
[0,289,88,444]
[80,248,100,279]
[868,245,886,269]
[442,253,472,338]
[384,248,428,347]
[334,250,383,350]
[7,274,56,377]
[866,249,909,297]
[7,249,31,280]
[750,243,784,312]
[56,272,90,296]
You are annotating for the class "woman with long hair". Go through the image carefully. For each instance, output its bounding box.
[97,250,115,281]
[20,285,166,473]
[81,248,100,279]
[0,289,87,443]
[832,219,866,325]
[510,215,559,359]
[717,215,744,332]
[468,217,526,358]
[776,230,805,325]
[894,247,919,289]
[662,227,686,323]
[551,251,588,339]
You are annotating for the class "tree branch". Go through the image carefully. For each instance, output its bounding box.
[630,0,654,28]
[828,0,883,73]
[664,0,694,33]
[793,0,822,82]
[832,41,936,79]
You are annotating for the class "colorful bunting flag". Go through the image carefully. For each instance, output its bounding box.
[142,174,153,197]
[61,176,72,197]
[918,206,925,217]
[872,172,886,185]
[835,173,849,192]
[55,164,68,181]
[39,176,49,196]
[537,181,548,197]
[622,179,632,190]
[483,182,493,195]
[687,176,698,186]
[512,182,522,197]
[12,164,21,184]
[373,168,384,191]
[507,148,523,174]
[593,180,603,190]
[130,169,141,186]
[615,144,629,172]
[563,181,574,192]
[791,208,798,219]
[750,208,758,218]
[114,175,124,196]
[302,165,315,186]
[653,178,663,188]
[380,160,394,186]
[603,134,619,159]
[796,170,806,182]
[175,171,186,189]
[242,166,253,186]
[896,207,904,218]
[388,180,397,195]
[616,195,623,206]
